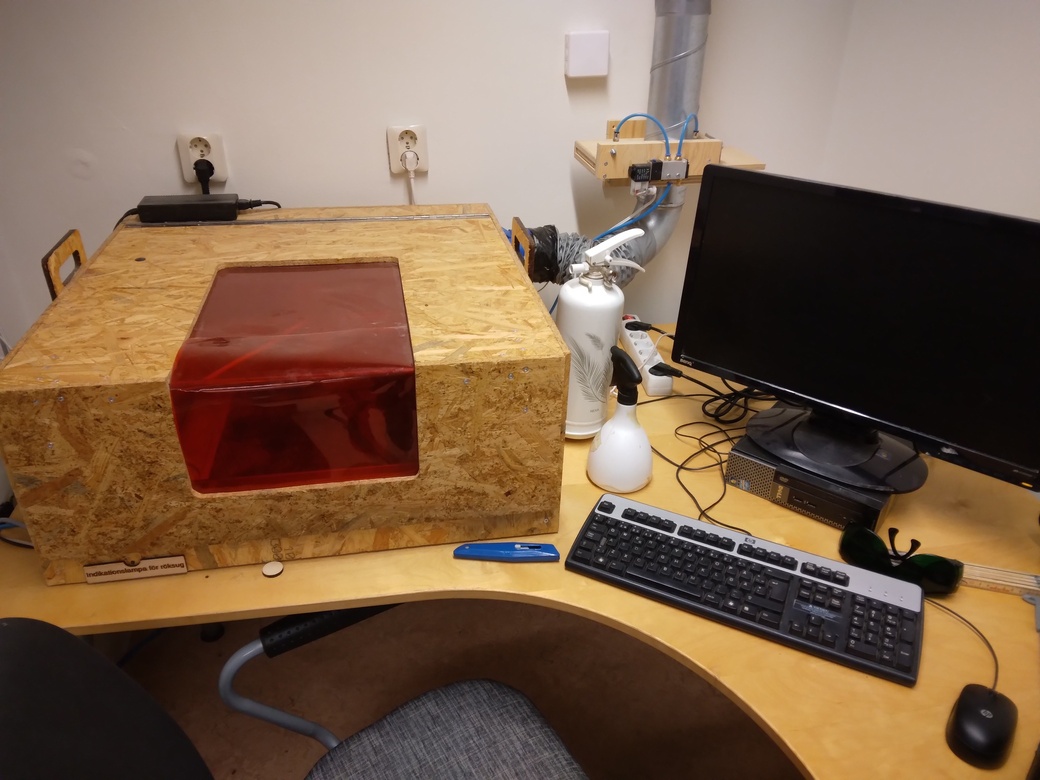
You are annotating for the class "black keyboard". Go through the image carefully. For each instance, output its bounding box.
[565,494,924,686]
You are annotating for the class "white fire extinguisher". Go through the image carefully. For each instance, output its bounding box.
[555,228,645,439]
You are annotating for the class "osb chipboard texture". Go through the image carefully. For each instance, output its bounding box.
[0,205,569,584]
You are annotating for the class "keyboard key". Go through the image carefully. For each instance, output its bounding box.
[896,648,913,671]
[758,611,781,629]
[847,639,878,661]
[768,582,789,603]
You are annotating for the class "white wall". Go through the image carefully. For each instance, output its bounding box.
[2,0,1040,501]
[698,0,1040,220]
[822,1,1040,218]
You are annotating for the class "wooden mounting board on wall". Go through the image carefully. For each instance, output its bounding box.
[574,138,763,184]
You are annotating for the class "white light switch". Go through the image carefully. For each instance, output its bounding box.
[565,31,609,78]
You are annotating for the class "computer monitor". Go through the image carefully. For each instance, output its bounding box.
[671,165,1040,495]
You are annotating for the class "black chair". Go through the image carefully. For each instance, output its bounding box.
[0,615,586,780]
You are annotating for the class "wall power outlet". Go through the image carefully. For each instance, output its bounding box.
[177,134,228,184]
[386,125,429,174]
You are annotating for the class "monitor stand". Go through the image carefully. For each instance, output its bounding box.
[745,404,928,494]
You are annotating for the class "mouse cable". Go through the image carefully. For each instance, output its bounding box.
[926,597,999,690]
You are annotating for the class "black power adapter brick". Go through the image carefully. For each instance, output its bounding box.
[137,194,240,223]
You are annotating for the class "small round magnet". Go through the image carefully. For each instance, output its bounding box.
[261,561,284,578]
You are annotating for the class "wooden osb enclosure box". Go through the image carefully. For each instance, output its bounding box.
[0,205,569,584]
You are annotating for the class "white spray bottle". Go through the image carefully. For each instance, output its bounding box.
[587,346,653,493]
[555,228,645,439]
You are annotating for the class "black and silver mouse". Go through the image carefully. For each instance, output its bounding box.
[946,683,1018,768]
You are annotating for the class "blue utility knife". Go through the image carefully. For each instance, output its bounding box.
[453,542,560,562]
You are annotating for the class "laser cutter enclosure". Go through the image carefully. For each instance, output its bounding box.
[0,205,568,584]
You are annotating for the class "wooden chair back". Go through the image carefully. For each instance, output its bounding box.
[41,229,86,300]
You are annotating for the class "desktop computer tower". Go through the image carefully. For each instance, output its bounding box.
[725,436,890,531]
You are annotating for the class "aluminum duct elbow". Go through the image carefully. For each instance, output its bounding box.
[607,184,687,286]
[549,184,687,288]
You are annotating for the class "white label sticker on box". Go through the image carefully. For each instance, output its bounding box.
[83,556,188,583]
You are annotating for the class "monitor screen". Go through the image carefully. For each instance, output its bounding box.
[671,165,1040,494]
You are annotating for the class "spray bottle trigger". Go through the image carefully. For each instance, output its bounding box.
[610,345,642,386]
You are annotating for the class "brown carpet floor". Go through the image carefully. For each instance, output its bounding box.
[118,599,803,779]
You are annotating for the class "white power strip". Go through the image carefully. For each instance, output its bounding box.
[619,314,673,397]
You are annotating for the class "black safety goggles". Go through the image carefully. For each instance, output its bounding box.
[838,524,963,595]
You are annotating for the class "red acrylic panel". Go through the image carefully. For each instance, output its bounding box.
[169,262,418,493]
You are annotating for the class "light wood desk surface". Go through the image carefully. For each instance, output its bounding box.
[2,382,1038,778]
